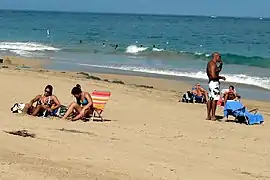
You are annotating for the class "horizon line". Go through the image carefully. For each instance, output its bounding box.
[0,8,268,19]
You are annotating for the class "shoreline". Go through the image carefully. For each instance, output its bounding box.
[1,56,270,109]
[46,57,270,101]
[1,55,270,102]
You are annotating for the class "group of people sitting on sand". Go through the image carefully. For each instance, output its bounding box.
[22,84,93,121]
[181,83,241,105]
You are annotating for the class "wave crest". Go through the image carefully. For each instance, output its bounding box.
[122,46,270,68]
[0,42,60,57]
[125,45,148,54]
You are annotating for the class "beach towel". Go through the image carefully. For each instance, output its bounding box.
[39,105,68,118]
[54,105,68,118]
[224,101,264,125]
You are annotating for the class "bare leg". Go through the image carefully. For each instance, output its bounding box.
[32,105,46,116]
[23,103,31,114]
[62,102,82,120]
[206,100,212,120]
[204,92,209,102]
[32,105,42,116]
[72,108,93,121]
[211,100,218,120]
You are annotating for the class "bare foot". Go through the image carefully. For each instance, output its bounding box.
[206,116,211,120]
[211,116,217,121]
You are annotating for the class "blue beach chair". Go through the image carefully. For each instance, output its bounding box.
[224,101,264,125]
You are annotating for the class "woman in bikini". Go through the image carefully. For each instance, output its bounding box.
[62,84,93,121]
[25,85,61,116]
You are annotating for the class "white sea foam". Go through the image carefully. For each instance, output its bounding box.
[9,50,36,57]
[0,42,60,51]
[0,42,60,57]
[79,64,270,90]
[152,47,164,52]
[195,52,211,57]
[126,45,148,54]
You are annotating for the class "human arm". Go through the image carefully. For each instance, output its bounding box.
[208,63,226,81]
[199,87,206,93]
[216,61,223,73]
[192,88,197,95]
[224,93,228,104]
[29,95,41,106]
[51,95,61,110]
[199,87,208,101]
[81,92,93,113]
[236,93,241,99]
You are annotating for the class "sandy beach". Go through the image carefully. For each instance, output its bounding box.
[0,57,270,180]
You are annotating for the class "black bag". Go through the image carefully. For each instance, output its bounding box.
[181,91,194,103]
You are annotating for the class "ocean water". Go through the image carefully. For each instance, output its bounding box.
[0,10,270,98]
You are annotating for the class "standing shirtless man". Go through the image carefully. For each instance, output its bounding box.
[206,52,226,120]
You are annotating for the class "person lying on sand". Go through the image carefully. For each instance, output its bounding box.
[192,83,208,103]
[224,85,241,104]
[61,84,93,121]
[24,85,61,117]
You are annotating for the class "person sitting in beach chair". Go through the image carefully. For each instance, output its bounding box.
[223,85,241,104]
[24,85,61,117]
[192,83,208,103]
[61,84,94,121]
[218,85,241,106]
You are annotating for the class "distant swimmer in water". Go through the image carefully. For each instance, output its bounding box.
[153,45,156,48]
[79,40,82,43]
[115,44,118,49]
[103,43,106,48]
[140,45,143,47]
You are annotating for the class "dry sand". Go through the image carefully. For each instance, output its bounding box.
[0,57,270,180]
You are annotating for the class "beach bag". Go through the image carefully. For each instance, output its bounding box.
[11,103,26,113]
[181,91,194,103]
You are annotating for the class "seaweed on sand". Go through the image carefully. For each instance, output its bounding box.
[4,130,36,138]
